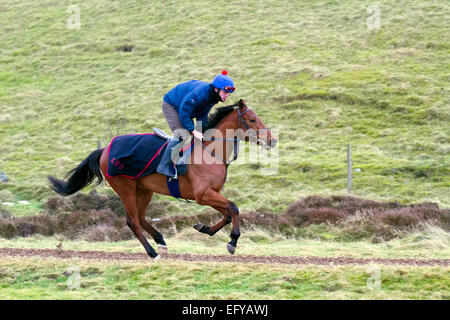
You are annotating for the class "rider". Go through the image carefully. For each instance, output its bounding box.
[156,70,236,178]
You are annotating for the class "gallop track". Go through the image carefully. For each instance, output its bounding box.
[1,247,448,267]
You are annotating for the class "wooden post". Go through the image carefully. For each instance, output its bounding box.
[347,144,352,194]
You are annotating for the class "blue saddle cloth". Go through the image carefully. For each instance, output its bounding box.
[106,134,188,179]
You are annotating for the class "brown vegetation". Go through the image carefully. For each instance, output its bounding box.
[0,194,448,242]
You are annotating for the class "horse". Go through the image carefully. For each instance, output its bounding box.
[48,99,277,259]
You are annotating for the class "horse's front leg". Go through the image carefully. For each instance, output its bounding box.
[194,188,240,255]
[227,201,240,255]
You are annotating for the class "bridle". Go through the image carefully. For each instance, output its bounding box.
[237,105,272,147]
[237,106,251,130]
[200,103,271,165]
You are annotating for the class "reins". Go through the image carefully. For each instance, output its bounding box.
[198,102,245,165]
[195,103,272,165]
[200,137,240,165]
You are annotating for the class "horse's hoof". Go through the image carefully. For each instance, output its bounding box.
[193,223,205,232]
[158,245,168,254]
[227,243,236,255]
[153,254,161,260]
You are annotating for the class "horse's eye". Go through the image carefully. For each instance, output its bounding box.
[249,119,256,123]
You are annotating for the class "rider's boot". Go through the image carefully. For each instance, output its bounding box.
[156,138,181,178]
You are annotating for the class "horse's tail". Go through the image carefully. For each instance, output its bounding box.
[48,148,104,196]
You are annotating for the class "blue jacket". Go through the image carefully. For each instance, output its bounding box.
[163,80,221,132]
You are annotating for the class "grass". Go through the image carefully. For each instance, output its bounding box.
[0,255,448,299]
[0,0,448,300]
[0,225,448,299]
[0,201,44,218]
[0,0,449,215]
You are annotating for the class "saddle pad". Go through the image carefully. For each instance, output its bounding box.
[106,134,168,179]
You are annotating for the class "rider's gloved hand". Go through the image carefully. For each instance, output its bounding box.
[191,129,204,141]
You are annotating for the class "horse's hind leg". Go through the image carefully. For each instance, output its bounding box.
[136,187,167,250]
[193,206,231,236]
[108,178,159,259]
[125,198,159,259]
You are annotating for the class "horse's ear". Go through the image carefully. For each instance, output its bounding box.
[237,99,246,109]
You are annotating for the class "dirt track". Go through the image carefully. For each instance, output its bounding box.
[0,247,449,267]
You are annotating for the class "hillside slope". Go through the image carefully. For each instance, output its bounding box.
[0,0,448,212]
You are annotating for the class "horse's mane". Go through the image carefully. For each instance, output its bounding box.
[202,105,236,132]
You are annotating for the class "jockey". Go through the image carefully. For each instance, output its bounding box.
[156,70,235,178]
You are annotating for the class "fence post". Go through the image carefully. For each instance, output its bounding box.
[347,144,352,194]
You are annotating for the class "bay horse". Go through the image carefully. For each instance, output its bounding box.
[48,99,277,259]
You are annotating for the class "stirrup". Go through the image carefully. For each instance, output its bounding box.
[169,166,178,180]
[173,167,178,180]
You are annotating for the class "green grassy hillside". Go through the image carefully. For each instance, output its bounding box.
[1,0,449,214]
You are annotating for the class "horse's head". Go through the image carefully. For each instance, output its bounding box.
[235,99,277,149]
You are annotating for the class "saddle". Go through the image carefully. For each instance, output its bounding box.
[152,127,172,140]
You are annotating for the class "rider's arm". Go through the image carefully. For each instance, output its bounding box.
[198,114,208,132]
[196,102,214,133]
[179,91,207,140]
[178,93,198,132]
